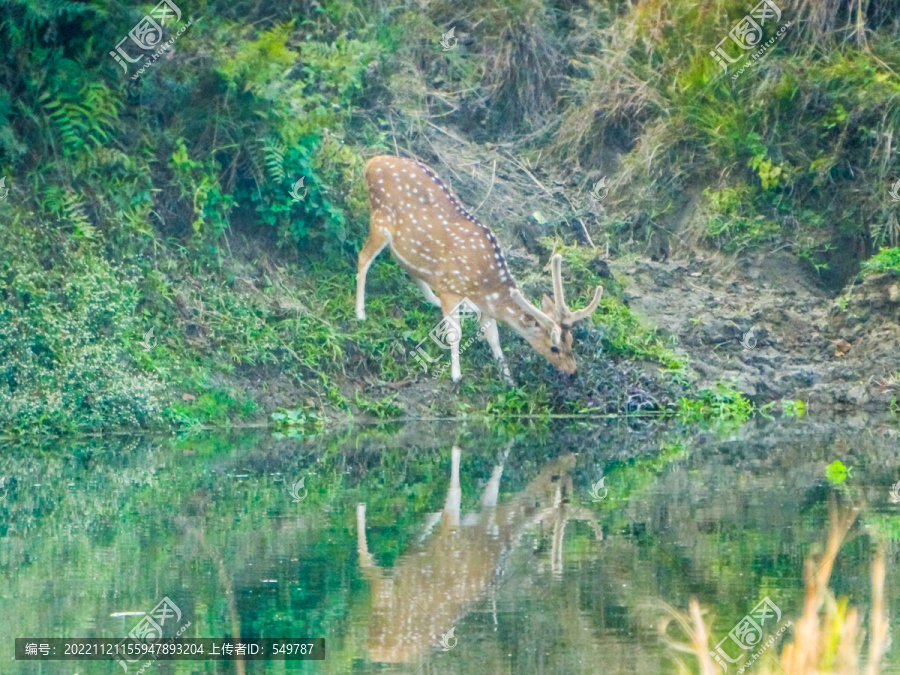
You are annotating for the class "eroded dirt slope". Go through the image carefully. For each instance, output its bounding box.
[615,250,900,409]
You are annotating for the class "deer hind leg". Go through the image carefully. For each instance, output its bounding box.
[414,278,441,308]
[481,317,514,386]
[356,222,390,321]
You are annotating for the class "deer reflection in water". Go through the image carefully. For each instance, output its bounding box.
[356,446,602,663]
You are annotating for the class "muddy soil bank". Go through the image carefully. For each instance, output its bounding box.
[217,243,898,425]
[618,250,900,410]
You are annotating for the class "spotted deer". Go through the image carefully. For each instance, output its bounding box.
[356,446,602,663]
[356,156,604,383]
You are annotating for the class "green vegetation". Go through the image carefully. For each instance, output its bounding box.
[2,0,897,434]
[781,398,807,418]
[354,391,403,419]
[678,383,755,426]
[862,247,900,275]
[271,406,324,437]
[825,459,852,483]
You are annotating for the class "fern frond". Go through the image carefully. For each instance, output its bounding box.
[40,82,120,153]
[63,189,97,240]
[263,137,287,183]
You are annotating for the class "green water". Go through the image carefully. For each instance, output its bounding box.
[2,418,899,674]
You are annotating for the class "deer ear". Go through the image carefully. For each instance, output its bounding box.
[541,293,555,316]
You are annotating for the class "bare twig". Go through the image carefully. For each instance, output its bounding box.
[473,159,497,214]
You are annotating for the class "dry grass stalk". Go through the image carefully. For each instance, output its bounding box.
[659,496,889,675]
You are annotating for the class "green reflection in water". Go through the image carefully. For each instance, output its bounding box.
[1,418,899,674]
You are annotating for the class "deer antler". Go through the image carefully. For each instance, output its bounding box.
[551,255,566,319]
[551,255,604,324]
[569,286,604,323]
[510,289,562,346]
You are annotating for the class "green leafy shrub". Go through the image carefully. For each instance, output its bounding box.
[0,242,162,434]
[862,247,900,275]
[678,383,754,424]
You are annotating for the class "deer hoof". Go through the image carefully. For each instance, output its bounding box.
[356,310,366,321]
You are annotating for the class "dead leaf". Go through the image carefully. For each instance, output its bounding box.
[833,338,851,357]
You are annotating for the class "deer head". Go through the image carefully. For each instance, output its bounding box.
[509,255,604,373]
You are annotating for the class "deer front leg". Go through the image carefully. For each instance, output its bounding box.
[481,317,514,386]
[481,464,504,509]
[441,446,462,529]
[356,225,390,321]
[356,503,375,567]
[551,506,569,577]
[439,293,464,382]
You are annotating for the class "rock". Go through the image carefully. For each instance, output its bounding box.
[807,384,835,406]
[588,257,613,279]
[847,384,870,405]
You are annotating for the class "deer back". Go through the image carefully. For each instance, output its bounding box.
[365,156,517,305]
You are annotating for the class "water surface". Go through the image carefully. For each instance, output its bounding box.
[2,417,899,674]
